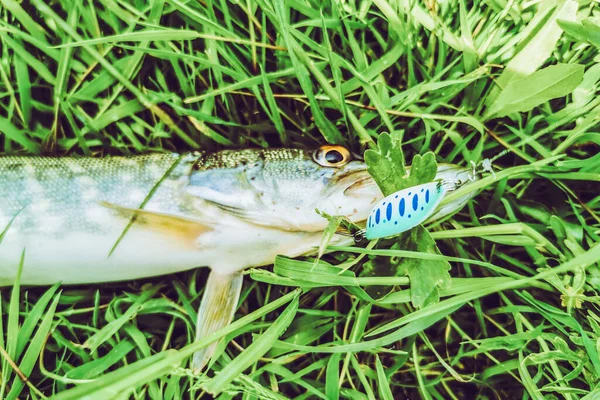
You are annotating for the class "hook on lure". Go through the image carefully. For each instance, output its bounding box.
[469,158,496,180]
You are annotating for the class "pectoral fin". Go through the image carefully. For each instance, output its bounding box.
[192,270,244,372]
[99,201,211,249]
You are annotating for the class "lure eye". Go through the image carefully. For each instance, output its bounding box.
[312,145,351,167]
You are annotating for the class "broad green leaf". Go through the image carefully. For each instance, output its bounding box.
[364,132,407,196]
[275,256,410,287]
[558,18,600,47]
[485,0,578,105]
[399,152,438,190]
[365,133,438,195]
[394,226,451,307]
[363,134,447,307]
[485,63,585,119]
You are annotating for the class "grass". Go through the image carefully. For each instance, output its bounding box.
[1,0,600,398]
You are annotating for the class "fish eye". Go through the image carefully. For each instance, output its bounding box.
[312,145,352,167]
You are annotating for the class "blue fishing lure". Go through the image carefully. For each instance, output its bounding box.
[364,181,448,240]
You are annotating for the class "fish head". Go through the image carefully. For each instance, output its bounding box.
[185,145,381,231]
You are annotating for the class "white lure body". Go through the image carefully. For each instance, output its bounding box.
[365,181,447,240]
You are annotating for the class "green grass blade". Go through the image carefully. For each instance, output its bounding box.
[6,291,61,400]
[204,295,299,393]
[375,355,393,400]
[325,353,341,399]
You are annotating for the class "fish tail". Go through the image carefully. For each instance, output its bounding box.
[192,270,243,372]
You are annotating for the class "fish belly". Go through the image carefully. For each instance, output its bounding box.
[0,154,209,285]
[0,224,209,285]
[0,202,328,286]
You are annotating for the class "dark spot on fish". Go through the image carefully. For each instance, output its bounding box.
[408,214,411,218]
[426,189,430,203]
[386,202,392,221]
[412,194,418,211]
[375,209,380,224]
[399,198,405,216]
[5,163,24,170]
[421,207,424,211]
[394,221,398,225]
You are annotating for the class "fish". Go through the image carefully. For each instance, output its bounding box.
[0,145,480,371]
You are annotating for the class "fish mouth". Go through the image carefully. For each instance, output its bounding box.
[341,168,377,197]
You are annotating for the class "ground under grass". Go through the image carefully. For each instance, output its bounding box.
[0,0,599,398]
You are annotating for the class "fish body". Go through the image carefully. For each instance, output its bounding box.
[0,146,480,371]
[0,150,368,285]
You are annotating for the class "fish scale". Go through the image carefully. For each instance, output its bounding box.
[0,153,194,236]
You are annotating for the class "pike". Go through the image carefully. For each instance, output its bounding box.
[0,145,480,370]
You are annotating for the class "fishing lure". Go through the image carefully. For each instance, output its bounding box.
[361,181,450,240]
[355,155,499,241]
[355,156,497,241]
